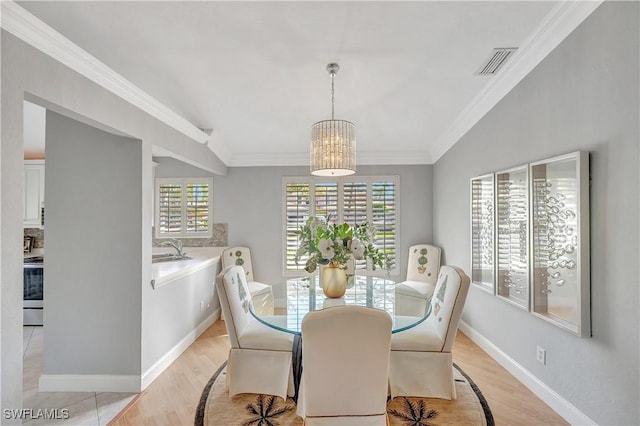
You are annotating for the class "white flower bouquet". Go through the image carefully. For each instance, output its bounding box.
[294,215,384,275]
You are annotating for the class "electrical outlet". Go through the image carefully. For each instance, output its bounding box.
[200,300,205,312]
[536,346,546,365]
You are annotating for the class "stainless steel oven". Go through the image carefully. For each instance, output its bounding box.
[24,257,43,326]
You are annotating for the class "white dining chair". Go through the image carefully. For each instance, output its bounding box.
[296,305,392,425]
[394,244,441,316]
[389,265,470,400]
[221,246,274,316]
[215,265,294,399]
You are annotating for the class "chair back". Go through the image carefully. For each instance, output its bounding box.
[426,265,470,352]
[406,244,441,284]
[301,306,392,419]
[222,247,256,282]
[215,265,254,349]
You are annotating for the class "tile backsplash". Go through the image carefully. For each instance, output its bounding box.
[25,223,228,251]
[24,228,44,249]
[152,223,227,247]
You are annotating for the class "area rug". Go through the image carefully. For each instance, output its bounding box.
[195,362,494,425]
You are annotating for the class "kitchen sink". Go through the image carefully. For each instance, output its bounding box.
[152,253,173,259]
[152,254,191,263]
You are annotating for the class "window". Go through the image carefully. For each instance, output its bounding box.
[283,176,399,276]
[155,178,213,238]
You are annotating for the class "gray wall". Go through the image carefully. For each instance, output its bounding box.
[45,122,223,379]
[1,30,225,411]
[214,164,433,302]
[44,111,142,376]
[432,3,639,425]
[142,261,220,373]
[141,156,222,373]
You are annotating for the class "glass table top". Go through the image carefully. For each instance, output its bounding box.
[250,274,431,335]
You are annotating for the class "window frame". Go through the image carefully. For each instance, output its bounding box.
[155,177,213,239]
[282,175,400,278]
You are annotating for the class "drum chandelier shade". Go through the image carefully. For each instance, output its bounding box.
[310,63,356,176]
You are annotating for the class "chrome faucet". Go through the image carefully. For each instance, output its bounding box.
[161,238,185,257]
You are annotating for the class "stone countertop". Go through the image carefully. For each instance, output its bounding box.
[151,246,225,289]
[24,248,44,259]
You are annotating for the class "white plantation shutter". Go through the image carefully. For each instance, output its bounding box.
[186,183,210,233]
[156,178,212,238]
[343,182,368,226]
[314,182,338,221]
[157,183,183,234]
[372,181,397,269]
[285,182,311,271]
[283,176,399,276]
[343,182,369,271]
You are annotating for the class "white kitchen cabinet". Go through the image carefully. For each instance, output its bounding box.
[24,160,45,228]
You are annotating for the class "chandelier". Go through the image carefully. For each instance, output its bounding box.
[310,63,356,176]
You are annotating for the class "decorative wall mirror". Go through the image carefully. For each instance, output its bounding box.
[530,151,590,336]
[495,165,529,309]
[470,174,495,293]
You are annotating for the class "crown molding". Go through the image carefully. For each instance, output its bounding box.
[206,133,232,165]
[230,152,308,167]
[2,0,602,168]
[229,150,433,168]
[430,0,604,162]
[0,1,232,161]
[357,150,433,166]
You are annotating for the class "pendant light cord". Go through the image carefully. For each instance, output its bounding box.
[331,71,335,120]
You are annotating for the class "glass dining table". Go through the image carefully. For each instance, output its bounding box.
[250,273,432,335]
[249,272,432,402]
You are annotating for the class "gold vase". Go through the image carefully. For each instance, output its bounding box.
[321,262,347,298]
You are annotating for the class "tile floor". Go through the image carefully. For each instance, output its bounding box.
[23,326,137,425]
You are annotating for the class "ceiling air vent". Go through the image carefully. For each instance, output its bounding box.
[474,48,517,76]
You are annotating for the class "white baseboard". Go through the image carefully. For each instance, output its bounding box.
[458,321,596,426]
[39,374,140,393]
[38,309,221,393]
[141,308,220,390]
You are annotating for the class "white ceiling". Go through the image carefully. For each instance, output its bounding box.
[16,1,578,166]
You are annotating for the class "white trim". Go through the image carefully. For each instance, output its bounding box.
[458,320,597,426]
[37,309,220,392]
[0,1,230,161]
[356,151,433,166]
[431,1,604,161]
[141,309,220,390]
[1,1,602,168]
[39,374,140,393]
[151,256,220,289]
[230,152,308,167]
[151,145,228,176]
[229,150,433,167]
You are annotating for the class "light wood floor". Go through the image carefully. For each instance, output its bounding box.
[110,319,567,426]
[452,332,567,425]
